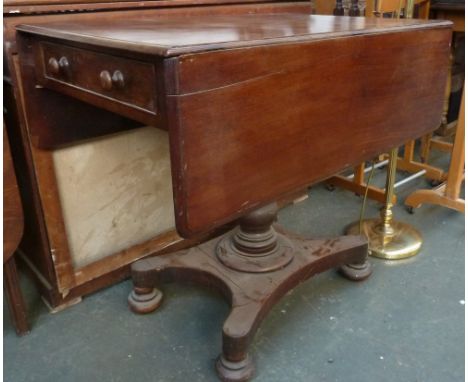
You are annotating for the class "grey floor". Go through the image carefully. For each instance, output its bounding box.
[4,154,465,382]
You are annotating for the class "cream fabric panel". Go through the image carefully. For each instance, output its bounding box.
[52,126,175,268]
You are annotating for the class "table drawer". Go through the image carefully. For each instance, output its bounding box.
[37,42,157,115]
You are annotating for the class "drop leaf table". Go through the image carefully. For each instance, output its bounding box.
[16,14,451,381]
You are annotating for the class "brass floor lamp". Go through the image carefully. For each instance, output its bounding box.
[346,0,423,260]
[346,148,423,259]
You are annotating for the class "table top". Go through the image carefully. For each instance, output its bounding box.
[17,14,451,57]
[16,13,452,237]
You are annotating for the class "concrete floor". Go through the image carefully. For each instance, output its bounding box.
[4,156,465,382]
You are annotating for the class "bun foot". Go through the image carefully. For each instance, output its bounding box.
[216,355,255,382]
[339,260,372,281]
[128,287,163,314]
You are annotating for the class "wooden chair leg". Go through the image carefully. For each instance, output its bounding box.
[436,51,453,136]
[430,138,453,153]
[4,256,29,336]
[397,140,446,182]
[419,133,432,163]
[326,161,396,204]
[445,90,465,200]
[353,163,365,184]
[405,88,465,213]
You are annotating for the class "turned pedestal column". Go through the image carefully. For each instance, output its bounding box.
[128,203,371,382]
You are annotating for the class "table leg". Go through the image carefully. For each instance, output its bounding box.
[128,203,371,381]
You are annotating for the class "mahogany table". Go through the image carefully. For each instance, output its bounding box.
[16,14,451,381]
[4,1,312,311]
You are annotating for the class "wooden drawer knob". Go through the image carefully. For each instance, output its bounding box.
[48,57,60,74]
[48,56,70,77]
[100,70,125,90]
[99,70,112,90]
[58,57,70,75]
[112,70,125,89]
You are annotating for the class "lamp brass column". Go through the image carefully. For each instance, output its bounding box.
[346,148,422,259]
[405,0,414,18]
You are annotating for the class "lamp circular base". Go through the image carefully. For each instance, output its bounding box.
[346,219,422,260]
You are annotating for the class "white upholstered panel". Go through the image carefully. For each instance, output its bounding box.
[52,126,175,268]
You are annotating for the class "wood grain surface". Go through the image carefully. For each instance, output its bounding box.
[166,25,452,236]
[16,14,452,237]
[17,14,451,56]
[5,1,311,308]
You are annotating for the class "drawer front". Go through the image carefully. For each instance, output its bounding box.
[38,42,157,115]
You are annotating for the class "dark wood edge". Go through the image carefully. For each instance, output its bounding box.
[11,49,79,290]
[4,3,313,55]
[29,38,161,127]
[9,55,60,285]
[16,19,453,58]
[74,229,185,286]
[28,148,79,291]
[19,222,233,308]
[18,248,129,308]
[33,40,159,119]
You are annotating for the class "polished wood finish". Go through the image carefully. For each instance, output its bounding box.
[4,126,29,335]
[19,15,450,237]
[167,19,451,236]
[327,0,450,203]
[5,0,311,309]
[17,15,451,238]
[16,14,451,380]
[4,3,312,56]
[37,42,157,114]
[18,15,448,55]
